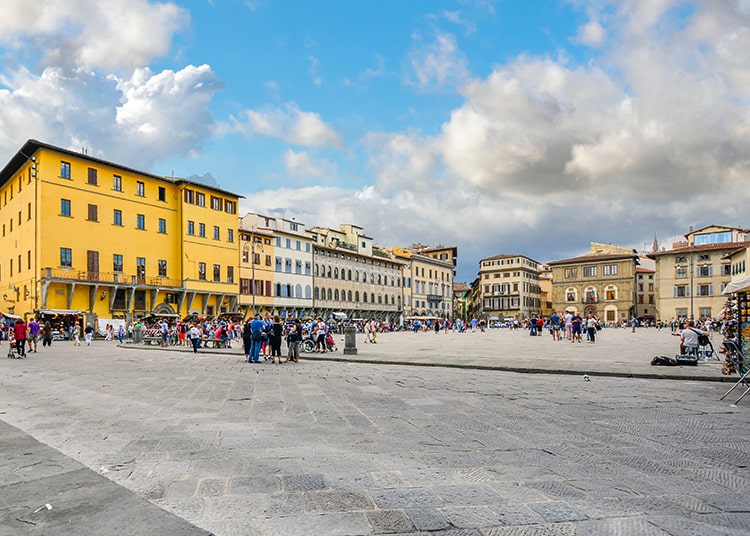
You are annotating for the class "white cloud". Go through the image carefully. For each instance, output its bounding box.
[576,19,606,46]
[407,32,470,90]
[283,149,338,178]
[0,0,188,72]
[308,56,322,87]
[235,103,343,148]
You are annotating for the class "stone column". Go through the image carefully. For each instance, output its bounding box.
[343,326,358,355]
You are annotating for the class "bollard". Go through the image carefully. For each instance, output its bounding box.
[343,326,358,355]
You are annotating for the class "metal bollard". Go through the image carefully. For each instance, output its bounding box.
[343,326,358,355]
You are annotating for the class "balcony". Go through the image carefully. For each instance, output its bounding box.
[427,294,443,302]
[42,268,182,288]
[582,295,599,304]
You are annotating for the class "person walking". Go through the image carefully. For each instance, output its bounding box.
[13,318,27,357]
[72,323,81,346]
[586,313,599,343]
[247,314,265,363]
[84,323,95,345]
[27,317,40,353]
[42,320,53,347]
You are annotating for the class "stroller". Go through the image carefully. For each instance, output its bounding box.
[325,332,337,352]
[7,339,25,359]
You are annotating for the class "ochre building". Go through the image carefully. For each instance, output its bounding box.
[0,139,241,327]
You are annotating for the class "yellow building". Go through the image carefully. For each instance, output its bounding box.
[390,245,455,321]
[477,254,542,321]
[549,243,639,324]
[0,139,241,327]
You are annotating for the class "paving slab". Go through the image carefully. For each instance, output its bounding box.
[0,330,748,535]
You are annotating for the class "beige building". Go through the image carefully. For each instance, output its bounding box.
[390,245,455,321]
[477,254,541,321]
[549,243,639,324]
[309,224,403,322]
[635,266,656,321]
[649,225,750,321]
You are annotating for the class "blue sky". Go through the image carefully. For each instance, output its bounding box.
[1,0,749,282]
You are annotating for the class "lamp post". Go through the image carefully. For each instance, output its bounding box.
[244,238,264,315]
[689,252,695,321]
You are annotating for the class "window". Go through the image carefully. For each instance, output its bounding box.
[285,258,292,273]
[113,175,122,191]
[136,214,145,230]
[213,264,221,282]
[211,196,222,210]
[227,229,234,243]
[187,221,195,235]
[184,189,194,204]
[60,248,72,267]
[61,199,71,217]
[27,250,31,270]
[113,209,122,226]
[198,223,205,237]
[136,257,146,282]
[674,285,690,297]
[87,204,98,222]
[583,266,597,277]
[198,262,206,280]
[275,257,282,272]
[564,268,578,279]
[196,192,205,206]
[113,254,123,272]
[158,259,167,277]
[225,200,235,214]
[60,161,71,179]
[158,218,166,233]
[295,260,302,274]
[158,187,166,202]
[87,167,98,185]
[676,267,687,279]
[603,264,618,275]
[227,266,234,284]
[697,265,712,277]
[697,284,713,296]
[213,226,220,240]
[566,288,576,302]
[136,181,145,196]
[699,307,712,319]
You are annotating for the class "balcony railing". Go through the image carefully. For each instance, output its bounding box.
[427,294,443,302]
[42,268,181,287]
[582,296,599,304]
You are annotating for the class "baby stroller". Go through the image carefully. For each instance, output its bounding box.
[325,332,337,352]
[7,340,25,359]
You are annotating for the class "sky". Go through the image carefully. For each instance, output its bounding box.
[1,0,749,283]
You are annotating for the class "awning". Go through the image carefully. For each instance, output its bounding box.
[723,275,750,295]
[0,312,22,320]
[332,312,347,320]
[37,309,83,316]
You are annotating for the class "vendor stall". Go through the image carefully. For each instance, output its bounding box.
[721,278,750,364]
[35,309,84,340]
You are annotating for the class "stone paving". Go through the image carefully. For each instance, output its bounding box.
[0,329,749,535]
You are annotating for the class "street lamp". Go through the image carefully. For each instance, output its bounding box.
[244,238,264,315]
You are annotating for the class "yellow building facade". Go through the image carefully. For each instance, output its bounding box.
[0,140,241,327]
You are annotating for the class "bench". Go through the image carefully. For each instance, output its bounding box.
[142,336,164,346]
[201,338,230,349]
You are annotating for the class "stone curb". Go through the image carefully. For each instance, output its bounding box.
[118,343,734,383]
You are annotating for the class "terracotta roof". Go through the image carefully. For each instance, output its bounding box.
[647,241,750,258]
[636,266,655,273]
[0,139,244,198]
[548,252,638,265]
[481,253,540,263]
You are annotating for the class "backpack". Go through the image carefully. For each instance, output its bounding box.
[651,355,676,366]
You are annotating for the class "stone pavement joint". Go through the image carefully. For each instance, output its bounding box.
[1,329,748,536]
